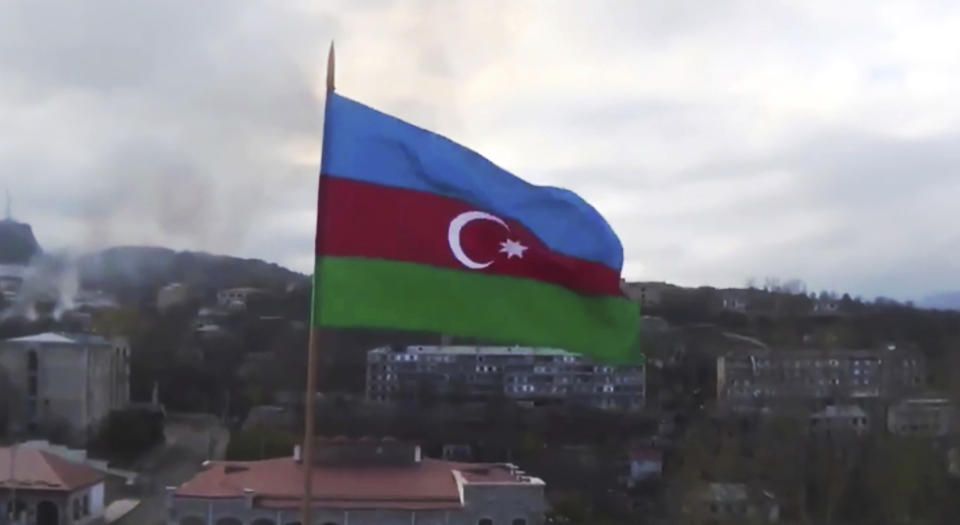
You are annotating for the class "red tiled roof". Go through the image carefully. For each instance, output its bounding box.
[0,447,105,491]
[175,457,528,509]
[629,448,663,462]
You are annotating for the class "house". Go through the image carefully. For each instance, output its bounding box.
[683,483,779,524]
[621,281,667,309]
[192,307,230,338]
[216,287,264,310]
[0,333,130,444]
[441,444,473,461]
[720,290,748,313]
[888,397,955,437]
[157,283,191,312]
[71,290,118,311]
[812,299,840,315]
[626,447,662,487]
[0,445,107,525]
[167,438,548,525]
[809,405,869,438]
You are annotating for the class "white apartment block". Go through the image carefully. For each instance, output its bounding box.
[367,345,645,411]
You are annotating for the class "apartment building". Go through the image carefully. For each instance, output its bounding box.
[716,348,924,411]
[367,346,645,411]
[887,397,956,437]
[0,333,130,443]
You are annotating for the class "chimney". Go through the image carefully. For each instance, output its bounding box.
[164,486,177,510]
[293,444,302,462]
[243,488,255,509]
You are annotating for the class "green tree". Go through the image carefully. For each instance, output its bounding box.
[226,427,297,461]
[861,435,948,524]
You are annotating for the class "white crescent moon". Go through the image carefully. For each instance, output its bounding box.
[448,211,509,269]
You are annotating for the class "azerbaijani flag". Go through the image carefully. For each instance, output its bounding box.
[314,93,639,362]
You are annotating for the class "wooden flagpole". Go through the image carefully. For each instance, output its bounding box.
[301,40,335,525]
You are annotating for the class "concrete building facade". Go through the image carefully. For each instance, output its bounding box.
[366,346,645,411]
[887,397,956,437]
[0,333,130,443]
[621,281,666,309]
[157,283,192,312]
[167,439,547,525]
[682,483,779,524]
[216,288,264,311]
[716,348,924,411]
[809,405,870,438]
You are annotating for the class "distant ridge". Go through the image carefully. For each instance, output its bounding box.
[922,291,960,311]
[0,219,41,264]
[77,246,306,296]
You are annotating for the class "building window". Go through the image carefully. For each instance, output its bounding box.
[27,350,38,372]
[478,519,494,525]
[512,519,528,525]
[73,499,81,520]
[83,492,90,515]
[28,375,37,396]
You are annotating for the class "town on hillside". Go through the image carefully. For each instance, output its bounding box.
[1,217,960,524]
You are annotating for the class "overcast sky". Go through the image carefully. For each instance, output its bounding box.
[1,1,959,301]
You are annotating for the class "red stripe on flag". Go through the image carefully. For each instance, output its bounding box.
[317,176,623,297]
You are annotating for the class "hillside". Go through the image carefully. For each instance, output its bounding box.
[0,219,41,264]
[77,246,306,299]
[922,291,960,311]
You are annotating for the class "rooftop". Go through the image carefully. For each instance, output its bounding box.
[895,397,952,406]
[704,482,747,502]
[370,345,578,357]
[812,405,868,419]
[725,347,910,359]
[219,287,264,294]
[629,447,663,462]
[175,456,542,510]
[0,446,104,491]
[699,482,776,503]
[4,332,113,346]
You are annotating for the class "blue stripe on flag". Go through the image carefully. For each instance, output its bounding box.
[321,93,624,271]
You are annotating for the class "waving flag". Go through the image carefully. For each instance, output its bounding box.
[314,93,639,362]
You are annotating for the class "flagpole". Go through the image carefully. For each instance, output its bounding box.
[301,40,335,525]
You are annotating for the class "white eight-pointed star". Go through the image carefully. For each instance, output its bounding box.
[499,239,528,259]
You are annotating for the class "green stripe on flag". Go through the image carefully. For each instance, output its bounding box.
[314,256,640,363]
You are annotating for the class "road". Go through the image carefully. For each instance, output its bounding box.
[114,413,228,525]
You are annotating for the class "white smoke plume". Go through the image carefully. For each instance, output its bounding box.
[0,252,81,322]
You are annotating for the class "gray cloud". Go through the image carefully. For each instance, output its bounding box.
[2,0,960,302]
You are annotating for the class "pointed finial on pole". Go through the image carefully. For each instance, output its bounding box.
[326,41,336,93]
